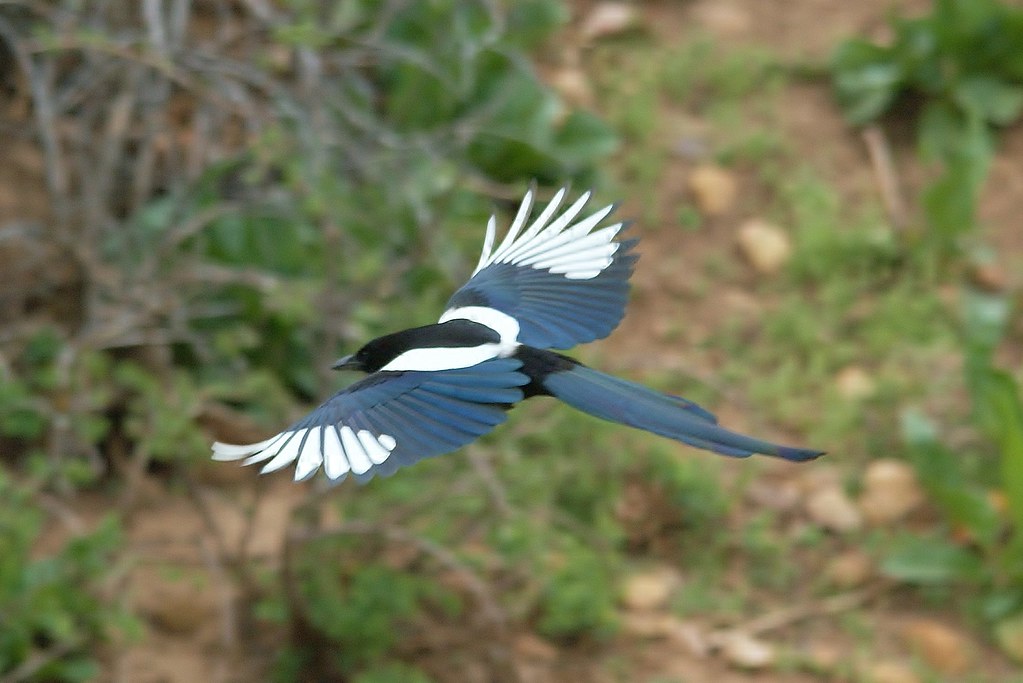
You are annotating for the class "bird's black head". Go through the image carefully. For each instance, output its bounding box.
[331,320,502,373]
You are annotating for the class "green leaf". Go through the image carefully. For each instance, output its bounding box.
[830,39,903,124]
[901,410,1001,546]
[954,76,1023,125]
[976,369,1023,538]
[962,288,1011,357]
[881,534,987,584]
[506,0,570,49]
[552,110,620,167]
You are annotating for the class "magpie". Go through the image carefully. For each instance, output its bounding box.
[212,187,824,482]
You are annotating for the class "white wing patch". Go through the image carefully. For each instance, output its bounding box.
[473,187,623,280]
[211,425,397,481]
[378,342,511,372]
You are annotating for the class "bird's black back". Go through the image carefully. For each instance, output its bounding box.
[513,345,580,398]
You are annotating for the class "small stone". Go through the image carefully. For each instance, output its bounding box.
[692,2,753,36]
[580,2,640,41]
[825,549,873,588]
[621,612,678,638]
[737,219,792,275]
[995,614,1023,663]
[688,164,738,216]
[835,365,876,400]
[551,67,593,108]
[716,631,776,670]
[805,486,863,533]
[858,459,924,525]
[621,566,682,611]
[866,660,921,683]
[902,619,974,675]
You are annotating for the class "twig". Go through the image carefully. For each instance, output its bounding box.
[726,581,891,638]
[863,125,908,232]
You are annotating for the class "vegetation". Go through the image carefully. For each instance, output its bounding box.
[832,0,1023,253]
[1,0,1022,680]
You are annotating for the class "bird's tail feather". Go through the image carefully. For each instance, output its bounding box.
[542,364,823,461]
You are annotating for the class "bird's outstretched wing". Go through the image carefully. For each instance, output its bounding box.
[212,358,528,482]
[441,187,638,350]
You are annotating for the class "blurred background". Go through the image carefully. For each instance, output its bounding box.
[2,0,1023,681]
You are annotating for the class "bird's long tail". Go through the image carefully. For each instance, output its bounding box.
[541,363,823,461]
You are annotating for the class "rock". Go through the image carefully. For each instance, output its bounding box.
[688,164,737,216]
[805,486,863,533]
[551,67,593,108]
[692,2,753,36]
[866,660,921,683]
[621,566,682,611]
[580,2,640,41]
[825,549,873,588]
[716,631,775,670]
[995,614,1023,663]
[621,612,677,638]
[901,619,974,675]
[858,459,924,525]
[835,365,876,400]
[737,219,792,275]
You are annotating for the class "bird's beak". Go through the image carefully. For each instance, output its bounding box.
[331,354,361,371]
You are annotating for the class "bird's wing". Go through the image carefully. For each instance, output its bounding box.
[440,187,639,350]
[211,358,528,483]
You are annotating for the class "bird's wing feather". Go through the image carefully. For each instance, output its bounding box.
[211,358,528,483]
[441,187,638,350]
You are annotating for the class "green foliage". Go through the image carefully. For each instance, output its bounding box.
[832,0,1023,252]
[893,288,1023,621]
[0,474,131,681]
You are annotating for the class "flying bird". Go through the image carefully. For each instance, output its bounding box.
[212,187,823,482]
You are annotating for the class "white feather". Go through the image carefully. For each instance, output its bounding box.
[468,188,619,284]
[486,187,567,267]
[500,191,590,263]
[323,426,350,480]
[260,429,307,474]
[357,429,391,465]
[211,434,280,460]
[473,214,497,274]
[340,426,372,475]
[293,427,324,481]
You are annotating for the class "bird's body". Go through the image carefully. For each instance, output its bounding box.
[212,187,823,482]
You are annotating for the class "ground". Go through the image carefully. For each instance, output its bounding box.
[15,0,1023,681]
